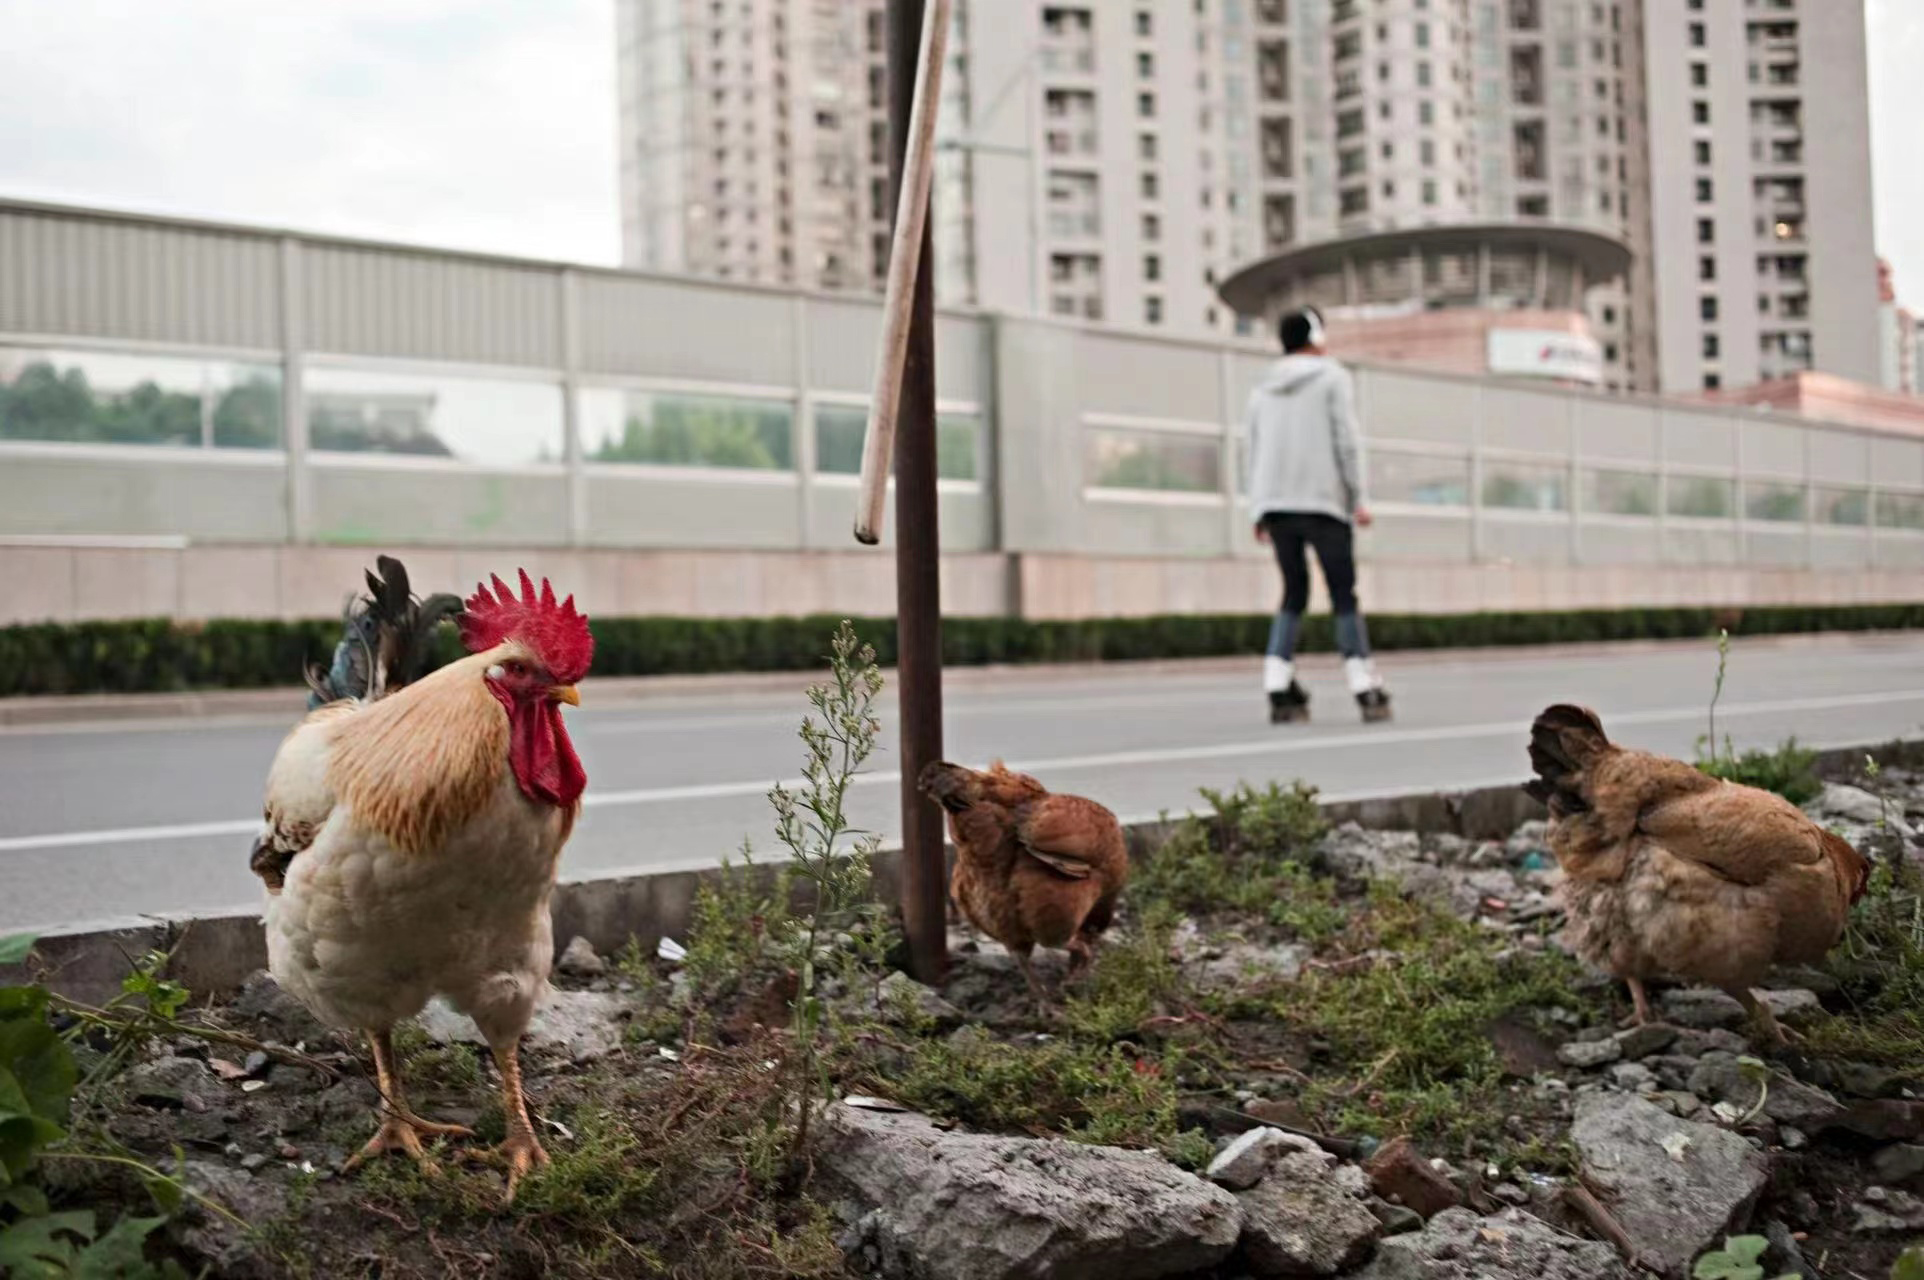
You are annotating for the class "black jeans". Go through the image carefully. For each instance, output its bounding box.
[1261,511,1370,660]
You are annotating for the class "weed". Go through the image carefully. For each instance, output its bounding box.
[1807,851,1924,1064]
[1692,1234,1796,1280]
[1698,739,1821,805]
[1133,782,1334,934]
[682,845,794,1004]
[1061,920,1181,1042]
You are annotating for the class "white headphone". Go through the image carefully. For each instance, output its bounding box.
[1303,306,1326,348]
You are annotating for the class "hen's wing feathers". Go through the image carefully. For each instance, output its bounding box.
[1015,794,1124,884]
[1636,782,1825,887]
[304,558,462,708]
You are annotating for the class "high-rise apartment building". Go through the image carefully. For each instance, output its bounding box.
[1641,0,1877,392]
[616,0,1877,397]
[617,0,892,292]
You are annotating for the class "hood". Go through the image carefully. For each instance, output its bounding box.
[1258,353,1335,394]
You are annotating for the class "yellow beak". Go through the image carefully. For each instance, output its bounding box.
[549,685,581,707]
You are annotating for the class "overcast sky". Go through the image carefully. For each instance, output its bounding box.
[0,1,1919,303]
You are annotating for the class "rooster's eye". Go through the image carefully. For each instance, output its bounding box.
[504,661,526,677]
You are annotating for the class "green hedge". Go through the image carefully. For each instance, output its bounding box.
[3,603,1922,698]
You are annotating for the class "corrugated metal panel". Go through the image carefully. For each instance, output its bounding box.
[0,209,281,350]
[302,245,561,368]
[576,272,795,384]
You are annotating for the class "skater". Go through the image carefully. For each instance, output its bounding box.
[1243,306,1391,724]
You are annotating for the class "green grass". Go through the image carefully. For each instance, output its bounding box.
[1698,737,1822,805]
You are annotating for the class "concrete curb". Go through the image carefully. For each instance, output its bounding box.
[5,741,1903,1006]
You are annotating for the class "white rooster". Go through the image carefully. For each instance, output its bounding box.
[252,568,592,1200]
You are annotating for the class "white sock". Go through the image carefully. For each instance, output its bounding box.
[1344,656,1382,695]
[1264,656,1295,693]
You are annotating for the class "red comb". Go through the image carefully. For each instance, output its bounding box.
[459,569,594,684]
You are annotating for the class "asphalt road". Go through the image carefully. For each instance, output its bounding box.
[4,633,1923,934]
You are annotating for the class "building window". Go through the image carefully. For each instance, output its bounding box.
[1416,61,1432,87]
[1416,21,1430,47]
[1144,254,1162,281]
[1690,62,1708,87]
[1701,296,1719,322]
[1141,171,1159,199]
[1086,426,1220,492]
[1139,132,1158,161]
[1145,296,1164,325]
[0,346,283,451]
[1703,333,1720,359]
[581,389,789,472]
[1137,91,1157,117]
[1697,219,1714,244]
[1692,100,1710,125]
[1422,179,1438,204]
[1142,212,1161,240]
[1688,22,1705,47]
[1135,9,1152,36]
[1137,51,1155,78]
[1696,177,1714,202]
[1694,140,1712,165]
[1699,256,1717,281]
[1702,373,1722,391]
[1419,100,1434,124]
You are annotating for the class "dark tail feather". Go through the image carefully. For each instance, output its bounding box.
[305,557,463,708]
[1524,704,1611,815]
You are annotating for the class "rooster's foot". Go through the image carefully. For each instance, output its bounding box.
[464,1131,551,1204]
[342,1112,473,1176]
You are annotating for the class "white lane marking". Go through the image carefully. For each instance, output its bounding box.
[2,686,1920,854]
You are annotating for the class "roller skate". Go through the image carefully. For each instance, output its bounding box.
[1346,657,1393,723]
[1265,657,1311,724]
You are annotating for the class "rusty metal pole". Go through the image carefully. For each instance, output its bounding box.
[887,0,948,985]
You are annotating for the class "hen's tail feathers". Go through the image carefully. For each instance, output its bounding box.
[304,556,464,709]
[1523,703,1611,815]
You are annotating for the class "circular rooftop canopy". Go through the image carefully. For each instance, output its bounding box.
[1218,222,1634,317]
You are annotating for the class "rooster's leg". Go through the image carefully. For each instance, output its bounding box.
[1618,977,1654,1029]
[481,1037,550,1204]
[342,1027,474,1175]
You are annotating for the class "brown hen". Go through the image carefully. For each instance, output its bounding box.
[919,761,1129,1009]
[1526,704,1869,1044]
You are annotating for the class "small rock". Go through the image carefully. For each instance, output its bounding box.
[1830,1099,1924,1142]
[1760,1219,1818,1280]
[239,1153,268,1172]
[1237,1150,1381,1277]
[1811,783,1916,837]
[278,1143,301,1160]
[1243,1097,1311,1129]
[1364,1137,1462,1220]
[1349,1207,1626,1280]
[1610,1063,1656,1091]
[1486,1014,1562,1078]
[818,1105,1242,1280]
[1688,1054,1844,1131]
[1490,1183,1529,1207]
[1366,1199,1424,1236]
[1673,1028,1753,1057]
[229,970,330,1044]
[1825,1060,1919,1100]
[1780,1126,1808,1150]
[417,988,629,1064]
[1660,987,1820,1031]
[243,1050,270,1077]
[1613,1023,1679,1059]
[1853,1186,1924,1233]
[1192,942,1310,990]
[1557,1038,1622,1069]
[1572,1093,1769,1277]
[1872,1143,1924,1184]
[556,935,607,978]
[875,971,965,1031]
[1208,1126,1325,1191]
[123,1056,213,1110]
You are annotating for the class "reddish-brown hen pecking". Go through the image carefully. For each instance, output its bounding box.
[919,761,1129,1010]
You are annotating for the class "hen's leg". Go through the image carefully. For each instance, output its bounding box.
[479,1036,549,1204]
[1066,933,1098,983]
[342,1026,473,1175]
[1729,987,1796,1046]
[1618,977,1654,1029]
[1013,945,1055,1017]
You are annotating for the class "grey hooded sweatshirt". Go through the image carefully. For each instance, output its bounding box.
[1243,353,1366,525]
